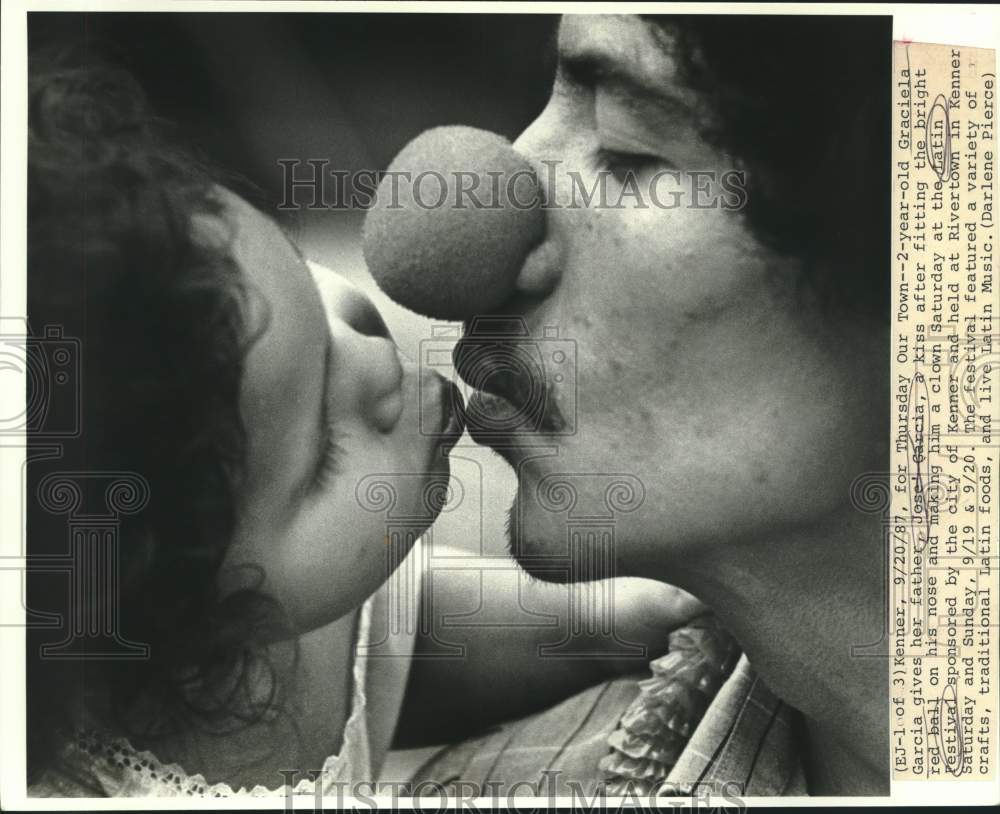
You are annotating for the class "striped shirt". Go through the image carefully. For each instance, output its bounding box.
[409,654,807,799]
[664,654,808,797]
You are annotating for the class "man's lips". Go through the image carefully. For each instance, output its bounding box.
[453,325,568,440]
[463,386,567,441]
[465,389,528,442]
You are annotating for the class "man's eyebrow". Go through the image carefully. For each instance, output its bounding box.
[559,46,691,116]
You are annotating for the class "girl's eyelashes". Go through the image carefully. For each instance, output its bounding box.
[308,338,344,494]
[312,416,344,492]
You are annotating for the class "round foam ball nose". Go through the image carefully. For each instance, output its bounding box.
[362,126,544,321]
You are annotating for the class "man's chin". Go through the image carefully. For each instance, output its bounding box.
[504,498,573,583]
[505,494,626,585]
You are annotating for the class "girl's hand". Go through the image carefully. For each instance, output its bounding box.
[398,558,710,747]
[598,577,708,675]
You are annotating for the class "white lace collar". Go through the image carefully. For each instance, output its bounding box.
[66,597,373,798]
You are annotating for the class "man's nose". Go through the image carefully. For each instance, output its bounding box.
[362,126,549,321]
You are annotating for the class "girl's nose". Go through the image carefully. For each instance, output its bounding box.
[334,283,391,340]
[310,262,392,339]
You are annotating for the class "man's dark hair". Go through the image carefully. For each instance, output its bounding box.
[651,15,891,318]
[25,54,287,782]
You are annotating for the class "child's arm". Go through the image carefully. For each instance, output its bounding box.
[393,546,704,748]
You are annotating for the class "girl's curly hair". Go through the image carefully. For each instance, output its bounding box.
[26,52,290,782]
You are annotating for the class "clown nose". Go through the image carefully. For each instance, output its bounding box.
[362,126,543,320]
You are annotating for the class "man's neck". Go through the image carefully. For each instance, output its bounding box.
[652,505,890,795]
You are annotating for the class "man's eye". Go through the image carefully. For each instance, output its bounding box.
[597,148,664,183]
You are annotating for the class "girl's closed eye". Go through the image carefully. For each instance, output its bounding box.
[312,416,344,492]
[311,341,345,493]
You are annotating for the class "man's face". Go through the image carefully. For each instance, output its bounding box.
[461,16,888,582]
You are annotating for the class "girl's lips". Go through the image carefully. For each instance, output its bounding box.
[438,380,466,447]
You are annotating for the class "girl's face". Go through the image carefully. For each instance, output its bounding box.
[207,190,463,632]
